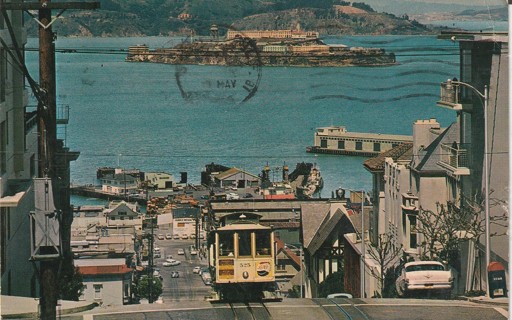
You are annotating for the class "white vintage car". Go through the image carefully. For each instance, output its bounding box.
[396,261,453,298]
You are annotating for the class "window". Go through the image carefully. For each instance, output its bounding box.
[255,230,271,256]
[0,49,6,103]
[320,139,327,148]
[93,284,103,299]
[355,141,362,150]
[1,208,7,275]
[0,121,6,174]
[373,142,381,152]
[337,140,345,149]
[79,285,87,300]
[124,283,130,298]
[218,232,234,257]
[409,214,417,249]
[238,231,252,257]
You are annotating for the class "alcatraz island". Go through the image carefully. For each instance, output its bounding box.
[126,27,396,67]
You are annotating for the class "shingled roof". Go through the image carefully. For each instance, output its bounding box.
[363,143,413,173]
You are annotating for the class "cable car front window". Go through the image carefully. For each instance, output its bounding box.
[218,232,234,257]
[255,230,271,256]
[238,231,252,257]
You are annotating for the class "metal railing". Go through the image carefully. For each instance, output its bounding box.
[440,143,470,169]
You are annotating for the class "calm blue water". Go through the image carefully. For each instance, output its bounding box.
[26,35,458,197]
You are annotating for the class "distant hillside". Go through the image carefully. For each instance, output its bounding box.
[231,7,431,35]
[24,1,439,37]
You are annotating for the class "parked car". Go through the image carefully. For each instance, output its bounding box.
[190,248,198,255]
[173,234,180,240]
[327,293,353,299]
[157,234,165,240]
[162,261,172,267]
[177,248,185,255]
[166,254,173,260]
[243,193,253,198]
[193,266,201,274]
[165,233,173,239]
[396,261,453,298]
[153,252,161,258]
[171,271,180,278]
[181,234,188,239]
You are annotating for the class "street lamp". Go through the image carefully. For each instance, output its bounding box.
[437,78,490,297]
[285,243,303,298]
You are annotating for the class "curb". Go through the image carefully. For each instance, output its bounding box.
[460,296,509,307]
[2,302,98,319]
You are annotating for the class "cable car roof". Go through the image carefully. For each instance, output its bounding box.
[216,222,271,231]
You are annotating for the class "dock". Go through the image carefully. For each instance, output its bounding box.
[306,125,412,157]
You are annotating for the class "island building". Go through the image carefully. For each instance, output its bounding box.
[307,125,413,156]
[226,29,319,40]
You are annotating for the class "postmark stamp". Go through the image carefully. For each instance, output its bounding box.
[174,25,262,105]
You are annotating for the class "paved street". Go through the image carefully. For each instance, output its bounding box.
[57,298,508,320]
[152,235,212,302]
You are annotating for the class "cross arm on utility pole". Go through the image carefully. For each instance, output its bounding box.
[0,2,100,10]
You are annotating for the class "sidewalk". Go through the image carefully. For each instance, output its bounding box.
[460,295,509,307]
[1,295,97,319]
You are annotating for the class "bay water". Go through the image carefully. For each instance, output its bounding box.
[25,35,458,199]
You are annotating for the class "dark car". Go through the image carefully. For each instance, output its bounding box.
[171,271,180,278]
[243,193,253,198]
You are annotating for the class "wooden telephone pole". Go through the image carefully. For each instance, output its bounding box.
[1,1,99,319]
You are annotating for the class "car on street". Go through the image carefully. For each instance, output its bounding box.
[171,271,180,278]
[396,261,453,298]
[243,193,253,198]
[173,234,180,240]
[164,259,181,266]
[157,234,164,240]
[327,293,353,299]
[181,234,188,239]
[166,254,173,260]
[177,248,185,255]
[165,233,172,239]
[190,248,198,255]
[193,266,201,274]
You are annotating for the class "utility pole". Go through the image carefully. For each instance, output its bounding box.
[1,2,99,319]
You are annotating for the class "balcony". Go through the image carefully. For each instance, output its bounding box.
[437,80,475,112]
[438,143,470,176]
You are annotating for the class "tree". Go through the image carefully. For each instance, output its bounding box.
[416,199,487,267]
[58,257,85,301]
[135,275,163,302]
[318,270,344,297]
[365,232,403,297]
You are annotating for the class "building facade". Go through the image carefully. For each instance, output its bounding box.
[0,3,39,297]
[75,258,133,306]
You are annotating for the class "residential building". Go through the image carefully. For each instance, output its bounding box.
[300,201,357,298]
[274,237,302,294]
[75,258,133,306]
[436,32,509,293]
[362,32,509,296]
[0,3,39,297]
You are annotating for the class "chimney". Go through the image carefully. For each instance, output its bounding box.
[413,118,440,156]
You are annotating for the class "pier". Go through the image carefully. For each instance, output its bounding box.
[307,125,412,157]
